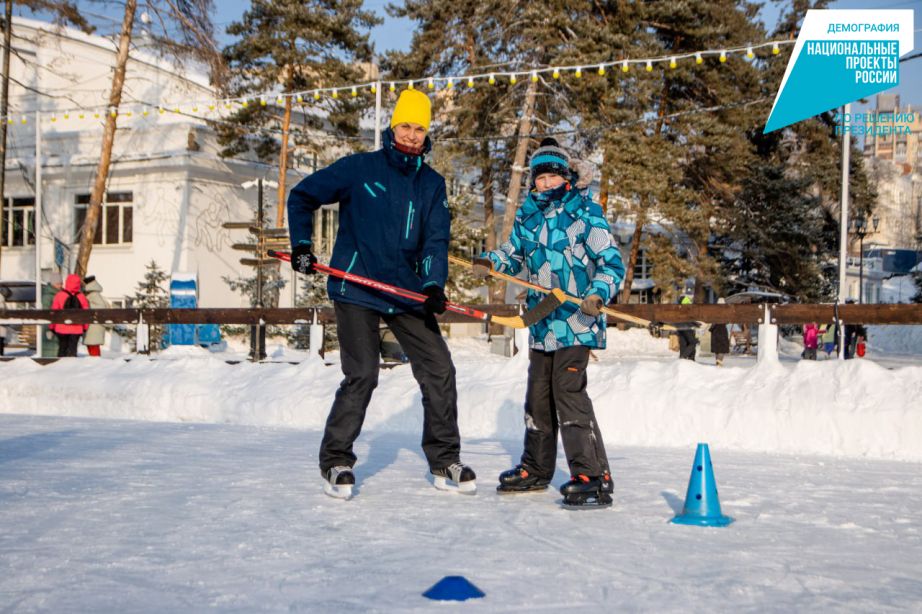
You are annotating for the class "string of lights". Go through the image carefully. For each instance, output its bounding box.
[3,39,793,126]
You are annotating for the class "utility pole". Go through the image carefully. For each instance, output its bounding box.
[0,0,13,274]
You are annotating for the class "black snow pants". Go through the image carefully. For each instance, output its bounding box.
[519,346,610,480]
[318,301,461,473]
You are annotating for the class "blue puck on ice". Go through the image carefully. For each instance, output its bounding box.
[422,576,485,601]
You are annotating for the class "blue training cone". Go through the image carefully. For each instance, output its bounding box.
[671,443,734,527]
[423,576,485,601]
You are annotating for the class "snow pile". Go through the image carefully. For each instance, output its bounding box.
[3,331,921,461]
[880,274,919,304]
[868,325,922,355]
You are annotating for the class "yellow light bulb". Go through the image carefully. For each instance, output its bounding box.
[488,74,496,85]
[51,115,57,122]
[552,68,560,79]
[143,109,149,116]
[467,77,475,88]
[510,74,517,84]
[531,71,538,82]
[64,113,70,119]
[719,51,727,63]
[695,53,703,65]
[314,91,321,100]
[242,100,249,108]
[351,87,358,97]
[296,94,304,102]
[276,97,283,105]
[621,61,629,73]
[574,68,582,78]
[332,90,339,99]
[427,78,434,90]
[645,61,653,72]
[669,57,677,69]
[746,47,754,59]
[389,82,396,92]
[598,65,606,76]
[368,85,375,94]
[407,81,414,90]
[446,78,454,88]
[772,43,780,55]
[260,98,267,106]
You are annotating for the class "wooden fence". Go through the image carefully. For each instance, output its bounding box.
[3,303,922,326]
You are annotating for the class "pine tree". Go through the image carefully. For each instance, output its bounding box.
[219,0,380,225]
[122,260,170,350]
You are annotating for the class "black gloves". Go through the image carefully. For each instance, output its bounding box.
[291,242,317,275]
[423,285,448,315]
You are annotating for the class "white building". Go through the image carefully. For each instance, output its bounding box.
[0,17,303,308]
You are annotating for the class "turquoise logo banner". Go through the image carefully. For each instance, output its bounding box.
[764,10,914,133]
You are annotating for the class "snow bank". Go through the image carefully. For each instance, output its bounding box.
[2,332,921,461]
[868,324,922,355]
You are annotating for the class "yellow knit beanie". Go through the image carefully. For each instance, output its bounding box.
[390,89,431,131]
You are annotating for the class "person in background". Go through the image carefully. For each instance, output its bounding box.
[677,295,698,361]
[802,322,820,360]
[0,285,12,356]
[820,324,836,358]
[82,276,110,357]
[709,298,730,366]
[49,274,89,357]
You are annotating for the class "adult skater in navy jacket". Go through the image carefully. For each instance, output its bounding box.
[287,89,475,499]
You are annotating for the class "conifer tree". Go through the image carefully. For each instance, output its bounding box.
[124,260,170,350]
[220,0,380,225]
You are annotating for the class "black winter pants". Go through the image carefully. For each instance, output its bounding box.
[519,346,609,480]
[319,302,461,473]
[678,330,697,360]
[56,333,80,357]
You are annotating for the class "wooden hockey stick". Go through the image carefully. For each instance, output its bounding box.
[270,250,566,329]
[448,254,677,331]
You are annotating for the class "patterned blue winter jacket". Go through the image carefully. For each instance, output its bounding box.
[287,128,450,314]
[484,185,625,351]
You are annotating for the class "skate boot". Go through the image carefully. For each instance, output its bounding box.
[431,462,477,494]
[496,465,550,493]
[559,474,613,509]
[322,466,355,500]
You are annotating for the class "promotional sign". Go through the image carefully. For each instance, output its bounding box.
[765,9,915,133]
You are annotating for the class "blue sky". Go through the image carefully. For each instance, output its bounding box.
[16,1,922,110]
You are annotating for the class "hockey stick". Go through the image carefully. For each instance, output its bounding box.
[448,254,677,331]
[269,250,565,329]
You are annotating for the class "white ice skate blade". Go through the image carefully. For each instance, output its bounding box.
[323,481,353,500]
[432,475,477,495]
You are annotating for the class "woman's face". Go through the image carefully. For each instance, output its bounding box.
[534,173,566,193]
[393,123,427,149]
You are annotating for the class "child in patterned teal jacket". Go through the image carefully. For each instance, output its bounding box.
[474,138,625,507]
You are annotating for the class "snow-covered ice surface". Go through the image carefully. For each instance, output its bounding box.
[2,329,922,611]
[2,415,921,612]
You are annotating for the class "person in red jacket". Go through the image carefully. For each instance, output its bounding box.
[50,274,89,357]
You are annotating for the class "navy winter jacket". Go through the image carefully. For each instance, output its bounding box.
[287,128,450,314]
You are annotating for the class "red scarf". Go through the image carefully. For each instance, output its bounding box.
[393,141,424,156]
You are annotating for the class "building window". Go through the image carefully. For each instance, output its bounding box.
[74,192,133,245]
[1,197,35,247]
[633,248,651,280]
[895,142,907,159]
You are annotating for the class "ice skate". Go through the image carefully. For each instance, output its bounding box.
[431,462,477,494]
[496,465,550,494]
[322,466,355,500]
